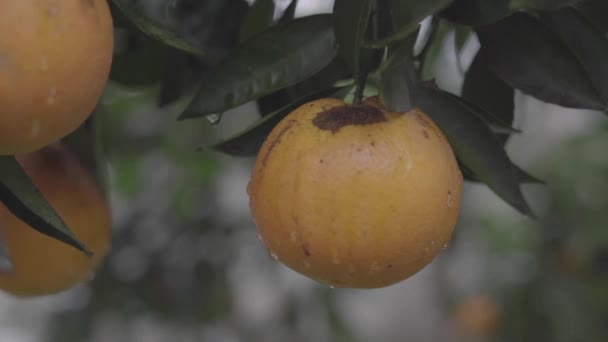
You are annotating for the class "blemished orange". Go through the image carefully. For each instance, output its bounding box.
[0,143,111,296]
[248,96,463,288]
[452,294,501,337]
[0,0,113,155]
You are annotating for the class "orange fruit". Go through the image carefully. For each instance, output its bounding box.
[248,96,463,288]
[452,294,501,337]
[0,0,113,155]
[0,143,111,296]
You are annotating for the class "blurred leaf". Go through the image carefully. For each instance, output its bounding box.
[332,0,374,79]
[412,84,534,217]
[419,20,453,80]
[476,13,606,111]
[453,24,472,52]
[180,14,338,119]
[462,49,515,128]
[542,8,608,105]
[461,160,545,184]
[510,0,579,10]
[0,157,91,255]
[365,0,454,48]
[62,114,109,193]
[209,86,352,156]
[278,0,299,24]
[158,54,206,107]
[110,28,175,86]
[377,29,420,112]
[239,0,275,42]
[111,0,248,63]
[576,0,608,34]
[441,0,512,26]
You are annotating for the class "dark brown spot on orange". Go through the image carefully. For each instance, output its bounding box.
[319,159,324,164]
[422,130,429,139]
[415,113,431,128]
[370,140,375,146]
[356,147,362,152]
[302,244,311,256]
[262,120,297,166]
[387,264,393,269]
[313,105,386,134]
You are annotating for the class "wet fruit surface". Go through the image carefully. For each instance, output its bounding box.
[0,0,113,154]
[248,96,463,288]
[0,144,111,296]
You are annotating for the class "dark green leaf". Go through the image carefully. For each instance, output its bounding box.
[62,113,108,193]
[110,29,175,86]
[365,0,454,48]
[476,13,606,111]
[462,49,515,128]
[377,29,420,112]
[333,0,374,78]
[510,0,579,10]
[453,24,472,52]
[111,0,248,63]
[209,87,352,156]
[158,54,206,107]
[239,0,275,42]
[180,14,338,119]
[460,159,544,184]
[576,0,608,34]
[542,8,608,105]
[0,157,91,255]
[441,0,512,26]
[411,84,534,217]
[278,0,299,24]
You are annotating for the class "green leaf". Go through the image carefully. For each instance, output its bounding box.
[365,0,454,48]
[239,0,276,42]
[209,86,352,156]
[542,8,608,105]
[62,113,109,194]
[158,54,206,108]
[510,0,579,10]
[462,49,515,129]
[180,14,338,119]
[460,159,545,184]
[377,29,420,112]
[476,13,606,111]
[575,0,608,35]
[111,0,249,63]
[411,84,534,217]
[441,0,512,26]
[0,157,91,255]
[332,0,374,79]
[110,28,175,86]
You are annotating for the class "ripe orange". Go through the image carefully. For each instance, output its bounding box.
[452,294,501,337]
[0,143,111,296]
[248,96,463,288]
[0,0,113,155]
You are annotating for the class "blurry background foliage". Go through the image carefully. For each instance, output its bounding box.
[1,0,607,341]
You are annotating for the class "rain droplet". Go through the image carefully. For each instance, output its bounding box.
[290,231,297,241]
[303,260,311,269]
[205,113,222,125]
[447,192,453,207]
[442,243,450,250]
[329,285,335,289]
[256,233,263,242]
[430,240,436,246]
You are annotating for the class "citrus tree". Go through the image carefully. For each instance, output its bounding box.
[0,0,607,295]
